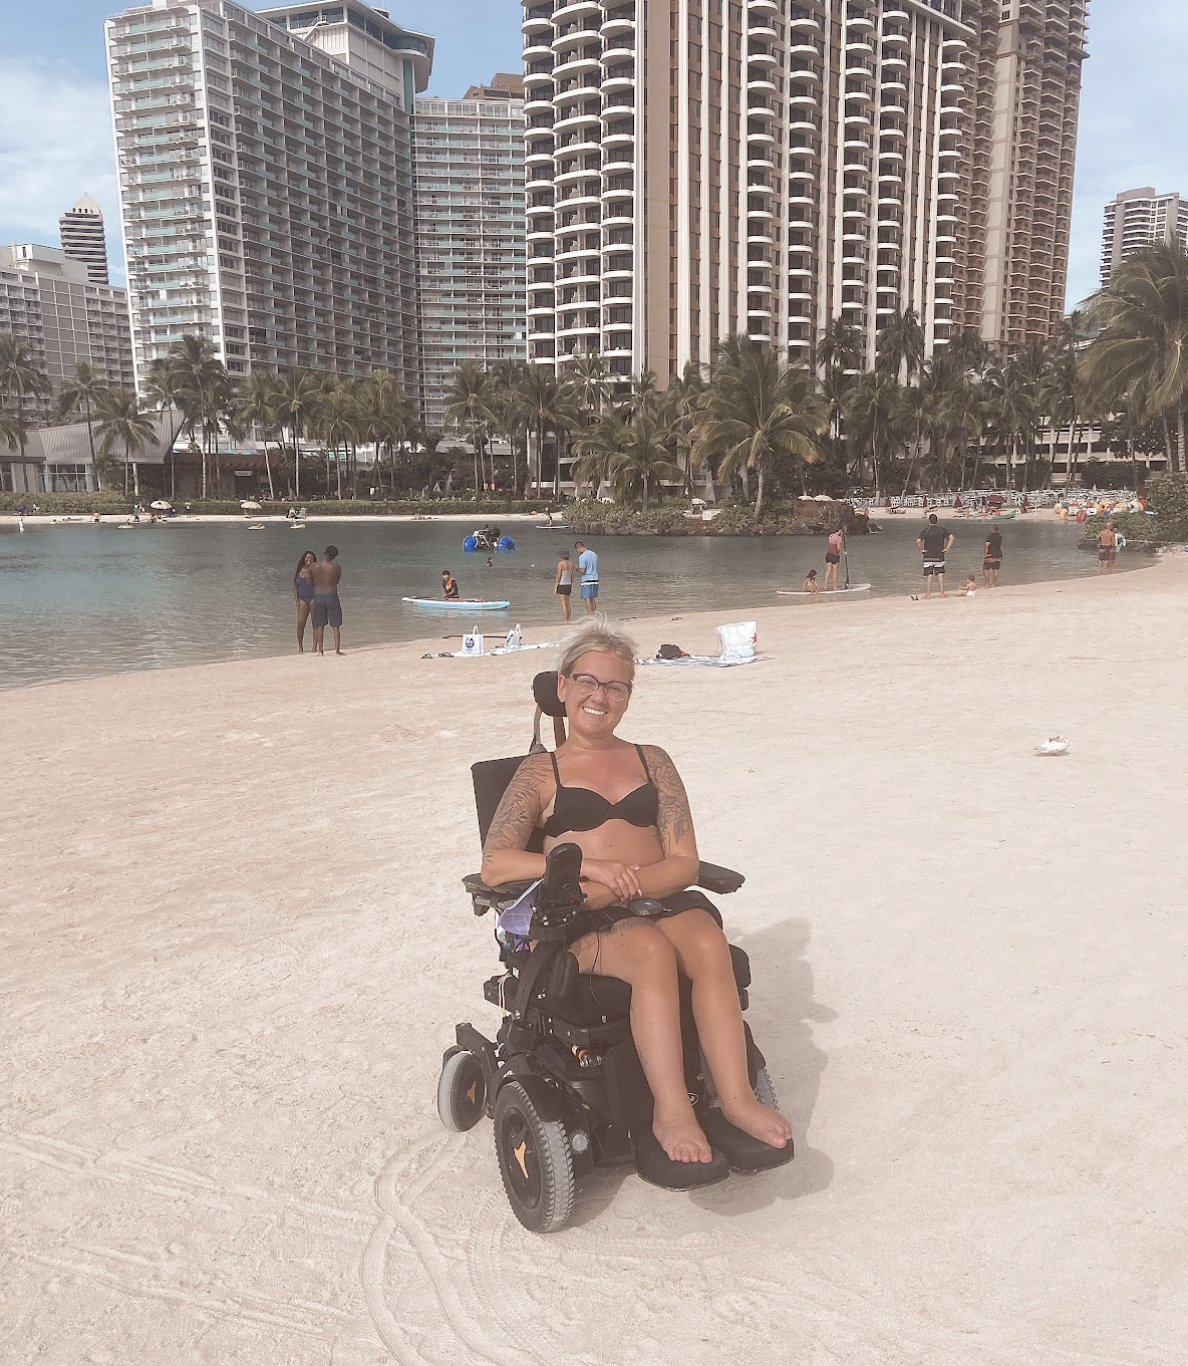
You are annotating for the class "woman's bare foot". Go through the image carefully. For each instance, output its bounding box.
[653,1109,714,1163]
[720,1098,792,1149]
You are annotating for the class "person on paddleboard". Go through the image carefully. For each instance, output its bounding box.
[824,526,846,591]
[442,569,460,599]
[802,570,821,594]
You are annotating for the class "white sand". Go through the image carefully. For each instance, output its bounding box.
[5,559,1188,1364]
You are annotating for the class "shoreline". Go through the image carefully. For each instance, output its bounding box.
[2,547,1165,697]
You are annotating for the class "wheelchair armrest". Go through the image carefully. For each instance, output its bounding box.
[696,861,745,895]
[462,872,536,917]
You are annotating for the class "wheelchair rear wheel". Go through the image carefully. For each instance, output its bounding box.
[493,1081,575,1233]
[437,1048,486,1132]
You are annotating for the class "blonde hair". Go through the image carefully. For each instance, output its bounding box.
[555,614,637,681]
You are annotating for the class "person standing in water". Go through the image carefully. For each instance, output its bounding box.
[309,545,343,655]
[824,526,845,591]
[555,549,575,621]
[916,513,955,599]
[574,540,600,614]
[293,549,317,652]
[1097,520,1118,574]
[983,524,1004,588]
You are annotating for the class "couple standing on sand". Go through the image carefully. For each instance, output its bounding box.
[293,546,343,654]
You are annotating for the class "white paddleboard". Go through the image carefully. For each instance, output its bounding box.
[777,582,872,600]
[402,597,512,611]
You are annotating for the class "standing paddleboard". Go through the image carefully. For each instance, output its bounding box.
[402,597,511,611]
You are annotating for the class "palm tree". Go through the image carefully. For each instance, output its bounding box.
[311,383,360,499]
[663,360,708,496]
[142,359,187,499]
[164,335,227,498]
[58,362,107,488]
[697,338,827,522]
[271,367,322,498]
[844,369,905,496]
[358,368,413,496]
[565,349,610,422]
[0,409,29,459]
[876,307,925,383]
[232,372,281,501]
[515,364,572,499]
[489,358,531,497]
[445,360,496,500]
[1082,242,1188,472]
[577,408,684,511]
[0,334,50,458]
[95,388,156,496]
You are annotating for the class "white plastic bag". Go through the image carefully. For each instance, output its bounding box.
[502,623,523,653]
[716,620,757,663]
[460,628,485,657]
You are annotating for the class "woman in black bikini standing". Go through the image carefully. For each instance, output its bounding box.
[481,618,792,1169]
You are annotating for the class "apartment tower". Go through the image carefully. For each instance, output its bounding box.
[58,194,112,285]
[415,75,527,431]
[523,0,1089,381]
[1100,188,1188,287]
[106,0,432,395]
[956,0,1089,348]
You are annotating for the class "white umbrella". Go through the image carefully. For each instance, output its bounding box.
[813,493,834,503]
[149,499,172,511]
[240,500,262,511]
[798,494,815,501]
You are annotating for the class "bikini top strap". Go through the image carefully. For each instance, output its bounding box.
[549,750,561,785]
[635,744,652,781]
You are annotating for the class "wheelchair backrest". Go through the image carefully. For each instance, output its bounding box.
[470,671,566,853]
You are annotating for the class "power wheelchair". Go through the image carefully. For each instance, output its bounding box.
[436,672,793,1232]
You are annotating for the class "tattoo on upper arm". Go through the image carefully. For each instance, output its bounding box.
[648,747,694,853]
[484,757,546,855]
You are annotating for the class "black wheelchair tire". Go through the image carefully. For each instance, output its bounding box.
[493,1080,575,1233]
[437,1049,486,1132]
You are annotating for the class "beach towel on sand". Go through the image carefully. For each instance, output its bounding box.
[636,653,766,668]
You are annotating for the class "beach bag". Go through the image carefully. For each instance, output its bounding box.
[460,628,485,657]
[502,624,523,653]
[716,621,757,663]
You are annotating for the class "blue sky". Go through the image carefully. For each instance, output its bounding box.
[1,0,1185,310]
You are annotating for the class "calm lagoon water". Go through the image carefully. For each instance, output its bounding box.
[0,514,1124,691]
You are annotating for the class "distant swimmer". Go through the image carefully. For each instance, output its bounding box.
[293,549,317,653]
[309,545,343,655]
[442,569,460,599]
[983,524,1004,588]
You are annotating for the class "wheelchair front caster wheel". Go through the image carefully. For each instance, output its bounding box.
[493,1081,575,1233]
[437,1049,486,1132]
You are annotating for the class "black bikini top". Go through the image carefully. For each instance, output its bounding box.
[542,746,659,838]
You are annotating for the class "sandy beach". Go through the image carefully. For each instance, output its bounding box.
[5,557,1187,1364]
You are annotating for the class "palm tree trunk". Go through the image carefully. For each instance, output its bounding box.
[753,461,766,525]
[1177,407,1186,475]
[264,439,275,501]
[83,396,99,491]
[336,445,343,500]
[123,449,129,496]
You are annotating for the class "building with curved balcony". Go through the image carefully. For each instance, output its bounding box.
[522,0,1088,386]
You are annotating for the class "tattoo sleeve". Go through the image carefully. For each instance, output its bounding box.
[483,755,547,855]
[647,746,695,855]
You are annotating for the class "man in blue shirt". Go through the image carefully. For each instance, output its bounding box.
[574,540,600,614]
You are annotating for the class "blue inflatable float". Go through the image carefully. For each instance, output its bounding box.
[463,533,516,552]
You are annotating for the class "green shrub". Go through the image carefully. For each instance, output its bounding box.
[1148,472,1188,534]
[0,491,130,514]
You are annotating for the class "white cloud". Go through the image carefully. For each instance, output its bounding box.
[0,57,124,284]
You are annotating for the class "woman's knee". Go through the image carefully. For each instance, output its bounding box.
[666,910,731,974]
[612,921,678,981]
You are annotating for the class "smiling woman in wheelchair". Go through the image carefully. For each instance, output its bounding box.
[481,618,792,1170]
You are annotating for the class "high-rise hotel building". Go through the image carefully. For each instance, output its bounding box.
[1100,188,1188,287]
[415,76,527,431]
[523,0,1088,380]
[59,194,112,286]
[106,0,432,394]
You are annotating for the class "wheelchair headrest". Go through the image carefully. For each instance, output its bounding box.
[533,670,566,718]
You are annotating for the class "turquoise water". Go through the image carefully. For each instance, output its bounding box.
[0,515,1126,690]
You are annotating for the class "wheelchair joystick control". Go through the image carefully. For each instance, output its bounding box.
[535,842,586,929]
